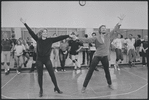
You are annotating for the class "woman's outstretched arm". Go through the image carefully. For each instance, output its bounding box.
[20,18,38,41]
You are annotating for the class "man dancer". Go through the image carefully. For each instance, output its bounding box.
[72,14,125,92]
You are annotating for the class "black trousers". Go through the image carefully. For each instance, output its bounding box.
[83,56,112,87]
[142,50,148,66]
[59,49,68,70]
[36,57,59,91]
[82,49,89,64]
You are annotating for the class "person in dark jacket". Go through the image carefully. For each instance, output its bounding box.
[141,35,148,67]
[20,18,73,97]
[134,35,142,62]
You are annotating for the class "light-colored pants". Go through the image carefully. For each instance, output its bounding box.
[1,51,11,71]
[128,49,136,62]
[71,54,81,69]
[1,51,11,63]
[51,48,59,68]
[135,46,141,61]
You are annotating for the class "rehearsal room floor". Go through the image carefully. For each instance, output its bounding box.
[1,65,148,99]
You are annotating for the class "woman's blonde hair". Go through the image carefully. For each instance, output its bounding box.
[36,28,48,38]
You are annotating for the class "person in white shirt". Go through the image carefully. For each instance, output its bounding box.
[14,39,26,74]
[124,34,136,67]
[111,34,124,70]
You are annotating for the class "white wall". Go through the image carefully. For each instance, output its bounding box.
[1,1,148,29]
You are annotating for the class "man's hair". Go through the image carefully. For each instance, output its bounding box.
[121,34,123,38]
[99,25,106,34]
[129,34,133,36]
[84,34,88,38]
[137,35,141,38]
[11,34,15,38]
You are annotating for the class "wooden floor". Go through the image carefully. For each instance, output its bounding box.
[1,64,148,99]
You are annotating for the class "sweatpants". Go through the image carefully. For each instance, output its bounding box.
[36,57,59,91]
[83,56,112,87]
[115,48,123,61]
[128,49,136,62]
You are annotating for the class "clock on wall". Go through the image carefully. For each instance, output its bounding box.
[79,1,86,6]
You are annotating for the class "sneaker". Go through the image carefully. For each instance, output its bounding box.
[7,69,10,73]
[81,87,86,93]
[74,66,77,70]
[117,67,120,71]
[94,68,99,71]
[24,62,27,67]
[114,65,117,69]
[129,61,132,68]
[61,69,66,72]
[5,71,9,75]
[78,67,82,70]
[143,65,146,67]
[55,69,58,72]
[5,69,10,75]
[17,70,20,74]
[29,70,34,73]
[63,69,66,71]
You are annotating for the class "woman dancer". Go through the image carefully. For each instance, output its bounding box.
[20,18,72,97]
[72,15,125,92]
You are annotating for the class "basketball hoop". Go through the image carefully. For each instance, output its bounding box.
[79,1,86,6]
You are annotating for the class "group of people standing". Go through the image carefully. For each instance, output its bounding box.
[1,33,35,75]
[19,14,125,96]
[1,14,148,97]
[111,33,148,70]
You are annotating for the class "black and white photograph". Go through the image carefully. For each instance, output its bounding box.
[1,1,148,99]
